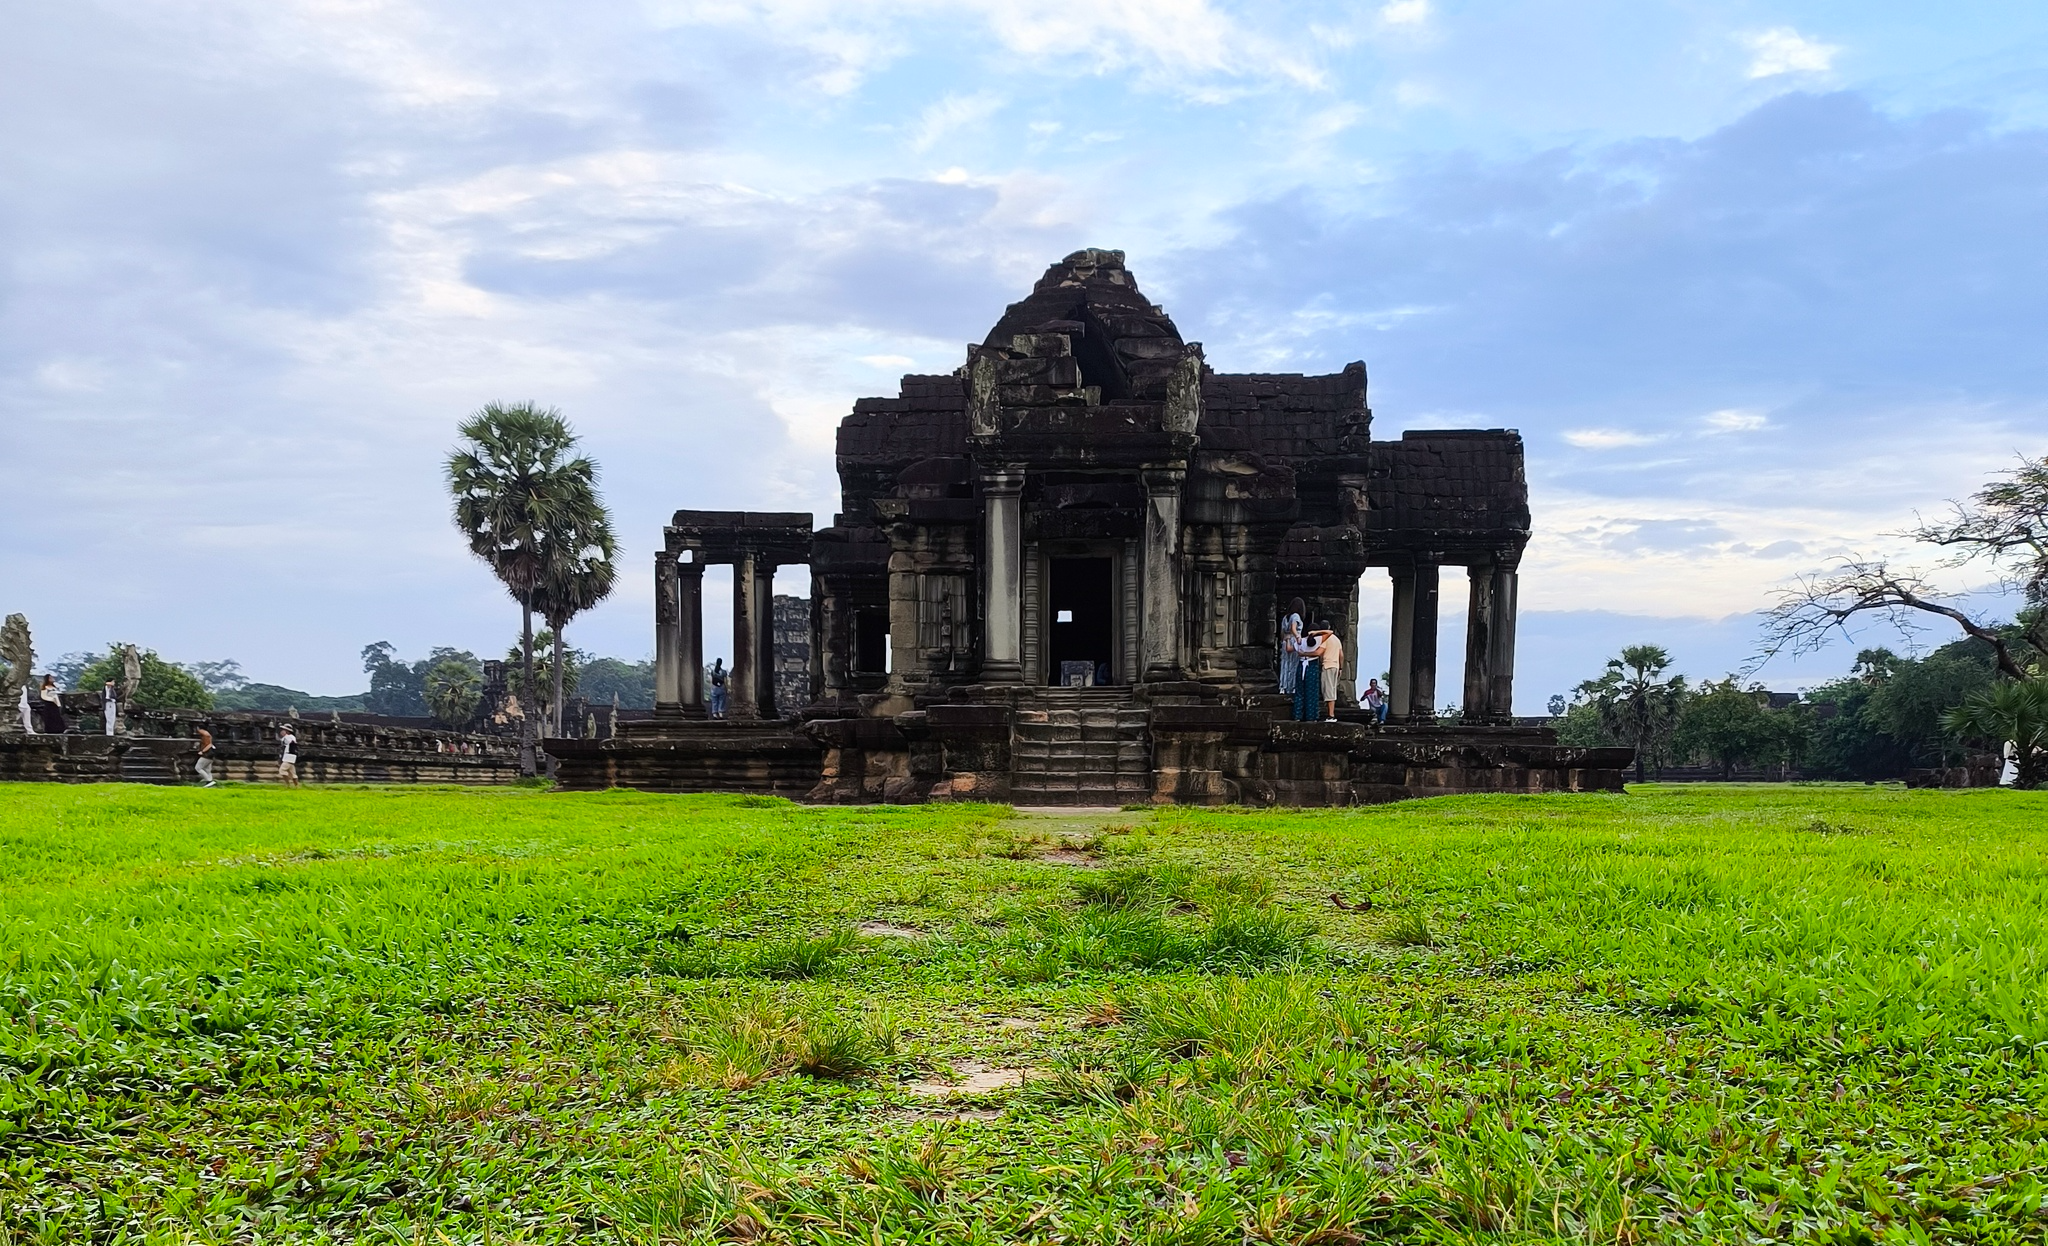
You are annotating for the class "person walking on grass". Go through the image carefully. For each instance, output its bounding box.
[193,727,217,787]
[277,724,300,787]
[1314,623,1344,723]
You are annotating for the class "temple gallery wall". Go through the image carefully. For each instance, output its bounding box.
[548,249,1631,804]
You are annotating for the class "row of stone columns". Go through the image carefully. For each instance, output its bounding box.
[1386,559,1518,723]
[653,549,780,720]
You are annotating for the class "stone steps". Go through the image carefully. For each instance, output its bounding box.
[1010,697,1152,806]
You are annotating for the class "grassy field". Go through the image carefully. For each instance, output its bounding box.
[1,783,2045,1244]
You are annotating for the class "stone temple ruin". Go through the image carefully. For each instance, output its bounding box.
[550,250,1629,803]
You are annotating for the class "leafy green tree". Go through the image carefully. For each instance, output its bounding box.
[1553,700,1616,747]
[1673,680,1782,779]
[577,657,656,710]
[361,642,481,719]
[1575,644,1689,782]
[423,659,482,728]
[1804,677,1913,779]
[72,646,213,710]
[1942,678,2048,788]
[1865,648,1999,767]
[447,403,599,775]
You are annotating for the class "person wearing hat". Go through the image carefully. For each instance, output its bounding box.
[276,723,301,787]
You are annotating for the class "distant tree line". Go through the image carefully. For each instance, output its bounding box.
[1558,451,2047,787]
[51,641,657,723]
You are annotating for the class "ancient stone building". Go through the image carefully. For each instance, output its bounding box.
[549,250,1629,802]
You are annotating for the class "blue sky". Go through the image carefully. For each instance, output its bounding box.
[5,0,2046,708]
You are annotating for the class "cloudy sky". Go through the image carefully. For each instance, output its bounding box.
[6,0,2046,709]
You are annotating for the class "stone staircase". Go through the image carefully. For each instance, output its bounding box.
[1009,690,1153,806]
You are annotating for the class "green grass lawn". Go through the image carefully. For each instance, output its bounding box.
[2,783,2045,1244]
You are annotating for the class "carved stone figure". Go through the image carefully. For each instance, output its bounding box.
[0,614,31,735]
[121,644,142,703]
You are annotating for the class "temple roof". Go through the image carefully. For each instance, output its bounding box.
[981,249,1187,400]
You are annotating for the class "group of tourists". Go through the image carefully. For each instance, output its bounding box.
[1277,604,1396,725]
[1277,598,1344,722]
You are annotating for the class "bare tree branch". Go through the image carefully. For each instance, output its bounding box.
[1758,559,2032,681]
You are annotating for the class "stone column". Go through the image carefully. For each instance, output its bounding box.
[1409,560,1440,722]
[677,559,705,717]
[1463,563,1495,723]
[754,561,779,719]
[1387,568,1415,720]
[1140,467,1186,681]
[981,469,1025,683]
[1339,579,1361,709]
[730,550,761,721]
[1487,564,1519,722]
[653,551,681,713]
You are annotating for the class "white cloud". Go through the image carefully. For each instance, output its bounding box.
[1702,408,1768,433]
[1379,0,1429,27]
[1563,428,1661,449]
[858,354,916,368]
[1743,27,1839,79]
[910,92,1003,153]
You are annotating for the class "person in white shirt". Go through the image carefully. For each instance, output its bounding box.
[277,725,301,787]
[1363,678,1387,724]
[102,680,119,735]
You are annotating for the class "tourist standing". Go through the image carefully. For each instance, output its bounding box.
[709,658,727,719]
[35,676,68,733]
[194,727,217,787]
[1363,678,1387,724]
[1278,599,1305,700]
[277,724,300,787]
[102,679,119,735]
[1316,624,1344,723]
[18,682,35,734]
[1292,634,1323,723]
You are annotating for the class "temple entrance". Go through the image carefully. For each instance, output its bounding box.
[1047,557,1115,686]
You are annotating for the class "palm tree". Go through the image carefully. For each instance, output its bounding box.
[533,505,618,739]
[1576,643,1689,782]
[447,402,598,776]
[1942,678,2048,788]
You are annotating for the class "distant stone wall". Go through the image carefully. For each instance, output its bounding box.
[1,705,520,785]
[773,594,811,716]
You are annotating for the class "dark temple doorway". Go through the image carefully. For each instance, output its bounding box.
[1047,557,1115,685]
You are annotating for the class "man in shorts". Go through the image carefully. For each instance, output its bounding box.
[1315,623,1344,723]
[277,724,301,787]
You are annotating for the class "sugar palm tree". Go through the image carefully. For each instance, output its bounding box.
[1942,678,2048,788]
[533,506,618,738]
[1575,643,1689,782]
[447,402,597,776]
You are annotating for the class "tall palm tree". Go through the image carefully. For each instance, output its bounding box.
[533,505,619,738]
[1576,643,1689,782]
[447,402,596,776]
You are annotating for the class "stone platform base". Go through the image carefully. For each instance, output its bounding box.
[547,718,824,796]
[0,732,520,785]
[542,693,1632,806]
